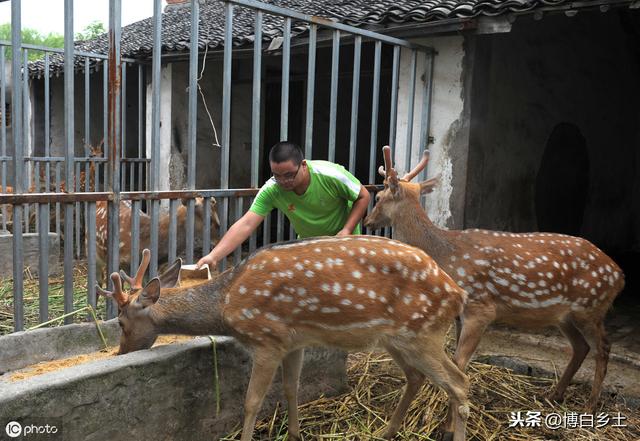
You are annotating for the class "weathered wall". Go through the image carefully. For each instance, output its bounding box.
[395,36,471,229]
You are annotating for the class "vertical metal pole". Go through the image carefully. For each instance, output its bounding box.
[84,57,91,154]
[328,30,339,162]
[38,201,49,323]
[63,0,75,324]
[168,198,178,263]
[0,46,6,231]
[220,2,233,270]
[280,17,290,141]
[419,51,435,184]
[106,0,122,318]
[234,197,242,264]
[149,0,162,277]
[368,41,381,184]
[131,200,141,274]
[137,64,143,191]
[304,24,316,159]
[404,49,417,172]
[202,197,211,261]
[11,0,24,331]
[348,36,361,174]
[389,46,400,151]
[121,62,127,161]
[103,60,108,184]
[44,52,50,191]
[250,10,262,254]
[186,0,199,263]
[87,201,97,311]
[22,48,29,232]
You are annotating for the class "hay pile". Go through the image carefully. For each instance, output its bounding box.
[222,352,639,440]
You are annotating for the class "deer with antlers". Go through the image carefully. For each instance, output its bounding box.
[97,238,471,441]
[364,146,624,413]
[94,197,220,284]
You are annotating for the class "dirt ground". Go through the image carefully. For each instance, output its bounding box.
[476,301,640,408]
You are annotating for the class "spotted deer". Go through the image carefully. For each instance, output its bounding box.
[364,145,625,413]
[94,197,220,284]
[97,237,471,441]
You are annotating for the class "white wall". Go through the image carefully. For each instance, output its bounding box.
[394,36,468,228]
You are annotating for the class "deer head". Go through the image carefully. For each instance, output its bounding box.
[365,145,439,230]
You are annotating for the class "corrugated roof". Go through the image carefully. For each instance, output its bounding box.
[28,0,630,76]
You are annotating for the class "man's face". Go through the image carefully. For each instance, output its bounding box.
[271,160,303,190]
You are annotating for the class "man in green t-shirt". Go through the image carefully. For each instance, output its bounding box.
[196,141,370,269]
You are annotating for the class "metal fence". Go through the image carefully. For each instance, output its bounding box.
[0,0,434,333]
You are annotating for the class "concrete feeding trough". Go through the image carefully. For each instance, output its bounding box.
[0,319,348,440]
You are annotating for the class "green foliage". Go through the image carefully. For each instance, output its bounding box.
[0,21,105,61]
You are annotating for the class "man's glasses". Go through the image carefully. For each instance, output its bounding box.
[273,164,301,183]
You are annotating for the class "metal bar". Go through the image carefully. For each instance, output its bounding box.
[219,2,234,271]
[75,161,81,258]
[369,41,381,184]
[277,211,284,242]
[202,197,212,262]
[186,0,199,264]
[107,0,123,317]
[404,49,417,172]
[250,10,262,255]
[4,40,137,62]
[63,0,75,324]
[0,46,5,231]
[304,24,317,158]
[280,17,291,141]
[85,57,91,155]
[168,198,178,263]
[138,65,143,160]
[55,162,61,237]
[22,48,29,233]
[389,46,400,150]
[225,0,432,51]
[149,0,162,276]
[328,30,340,162]
[103,60,108,185]
[87,201,97,310]
[234,196,242,264]
[38,202,49,323]
[419,52,435,184]
[121,62,127,159]
[44,52,50,193]
[131,200,141,274]
[348,36,361,174]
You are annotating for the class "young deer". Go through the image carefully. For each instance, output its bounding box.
[364,146,625,412]
[97,237,471,441]
[94,197,220,284]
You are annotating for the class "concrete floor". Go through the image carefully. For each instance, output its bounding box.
[474,302,640,409]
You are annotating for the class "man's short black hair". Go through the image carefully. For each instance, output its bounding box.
[269,141,304,165]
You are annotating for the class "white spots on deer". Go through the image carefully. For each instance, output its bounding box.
[321,307,341,314]
[352,270,362,279]
[305,270,315,278]
[238,285,247,295]
[457,267,466,277]
[368,265,377,273]
[294,262,304,271]
[474,259,490,267]
[355,304,365,310]
[368,290,377,300]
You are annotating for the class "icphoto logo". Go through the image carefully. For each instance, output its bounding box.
[5,421,22,438]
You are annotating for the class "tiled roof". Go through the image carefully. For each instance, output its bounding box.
[29,0,629,76]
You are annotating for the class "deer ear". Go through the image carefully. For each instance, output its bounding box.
[158,258,182,288]
[419,174,440,194]
[138,278,161,308]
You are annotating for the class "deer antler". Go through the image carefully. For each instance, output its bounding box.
[381,145,399,187]
[119,249,151,290]
[402,150,430,182]
[96,272,129,307]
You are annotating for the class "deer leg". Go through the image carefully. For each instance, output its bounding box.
[549,319,590,403]
[400,335,470,441]
[282,348,304,441]
[382,343,426,439]
[576,319,610,412]
[240,349,283,441]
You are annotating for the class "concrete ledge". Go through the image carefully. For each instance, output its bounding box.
[0,320,121,374]
[0,333,348,440]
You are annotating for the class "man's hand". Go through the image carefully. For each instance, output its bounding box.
[196,253,216,270]
[336,228,351,237]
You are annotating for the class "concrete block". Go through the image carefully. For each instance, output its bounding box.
[0,232,60,278]
[0,326,348,441]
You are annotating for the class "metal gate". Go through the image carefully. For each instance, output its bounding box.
[0,0,434,333]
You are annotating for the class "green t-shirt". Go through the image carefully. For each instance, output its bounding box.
[249,160,362,238]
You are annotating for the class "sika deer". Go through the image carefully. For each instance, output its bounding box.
[364,146,625,412]
[94,197,220,284]
[97,237,471,441]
